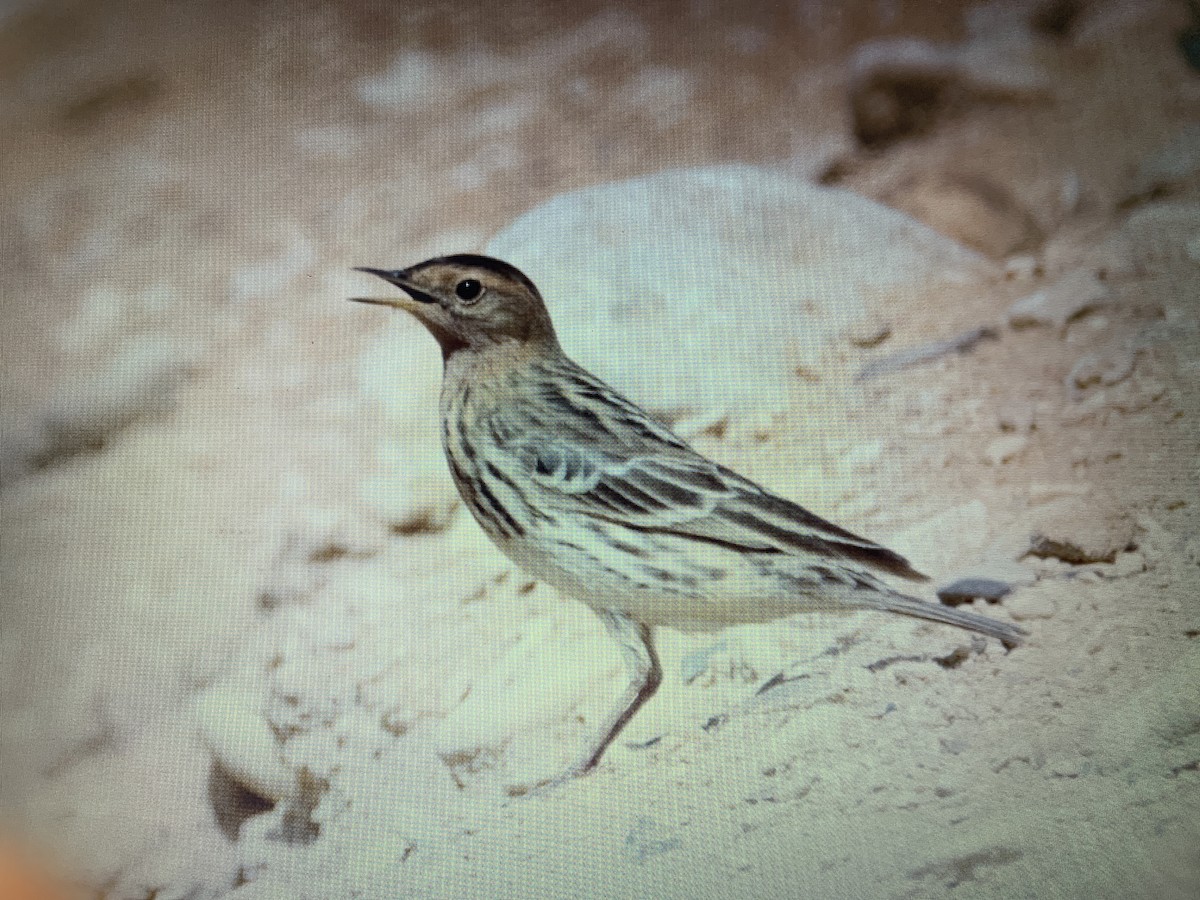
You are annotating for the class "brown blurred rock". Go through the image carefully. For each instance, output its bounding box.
[1025,498,1137,565]
[883,172,1043,257]
[848,36,1052,148]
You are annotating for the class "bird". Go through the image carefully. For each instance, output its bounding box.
[351,253,1026,780]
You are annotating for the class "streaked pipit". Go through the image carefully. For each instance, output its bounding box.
[353,254,1025,779]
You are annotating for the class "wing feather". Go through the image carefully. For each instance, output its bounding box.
[486,361,926,582]
[502,436,926,581]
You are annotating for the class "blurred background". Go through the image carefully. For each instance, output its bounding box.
[2,1,1198,898]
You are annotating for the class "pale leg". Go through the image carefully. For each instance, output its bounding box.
[572,610,661,777]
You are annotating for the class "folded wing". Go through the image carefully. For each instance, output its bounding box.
[499,434,927,582]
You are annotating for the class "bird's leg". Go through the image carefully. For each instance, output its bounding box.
[572,610,661,777]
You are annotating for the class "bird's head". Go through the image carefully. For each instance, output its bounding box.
[352,254,557,356]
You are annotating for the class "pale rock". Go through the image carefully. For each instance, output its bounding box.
[1133,513,1173,569]
[1060,389,1111,424]
[833,493,882,523]
[488,166,993,418]
[195,682,296,804]
[670,408,729,440]
[1066,346,1137,390]
[1108,550,1147,578]
[1007,268,1110,330]
[356,50,508,112]
[1003,254,1040,281]
[1109,375,1167,414]
[996,400,1036,433]
[984,434,1028,466]
[256,512,387,609]
[1024,498,1136,565]
[1085,233,1137,281]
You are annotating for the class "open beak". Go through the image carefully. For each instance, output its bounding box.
[350,267,439,306]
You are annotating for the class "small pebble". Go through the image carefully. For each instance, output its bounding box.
[1110,376,1167,413]
[1109,550,1147,578]
[1004,255,1040,280]
[1061,390,1109,423]
[984,434,1028,465]
[1007,269,1109,330]
[838,439,885,473]
[937,577,1014,605]
[195,684,296,803]
[1067,347,1136,390]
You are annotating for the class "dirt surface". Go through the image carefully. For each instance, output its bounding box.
[2,1,1198,898]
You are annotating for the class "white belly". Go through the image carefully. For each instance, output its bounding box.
[493,518,855,631]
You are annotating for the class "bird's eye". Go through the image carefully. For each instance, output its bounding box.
[455,279,483,302]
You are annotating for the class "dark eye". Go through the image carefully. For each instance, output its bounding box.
[455,279,483,302]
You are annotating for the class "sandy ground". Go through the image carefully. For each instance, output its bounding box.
[2,1,1198,898]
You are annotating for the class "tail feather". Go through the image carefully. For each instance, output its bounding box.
[872,591,1026,647]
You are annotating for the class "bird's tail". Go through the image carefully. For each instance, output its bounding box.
[870,590,1027,648]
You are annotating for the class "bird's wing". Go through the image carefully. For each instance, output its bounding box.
[492,429,927,582]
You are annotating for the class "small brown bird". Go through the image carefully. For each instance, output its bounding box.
[353,254,1025,779]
